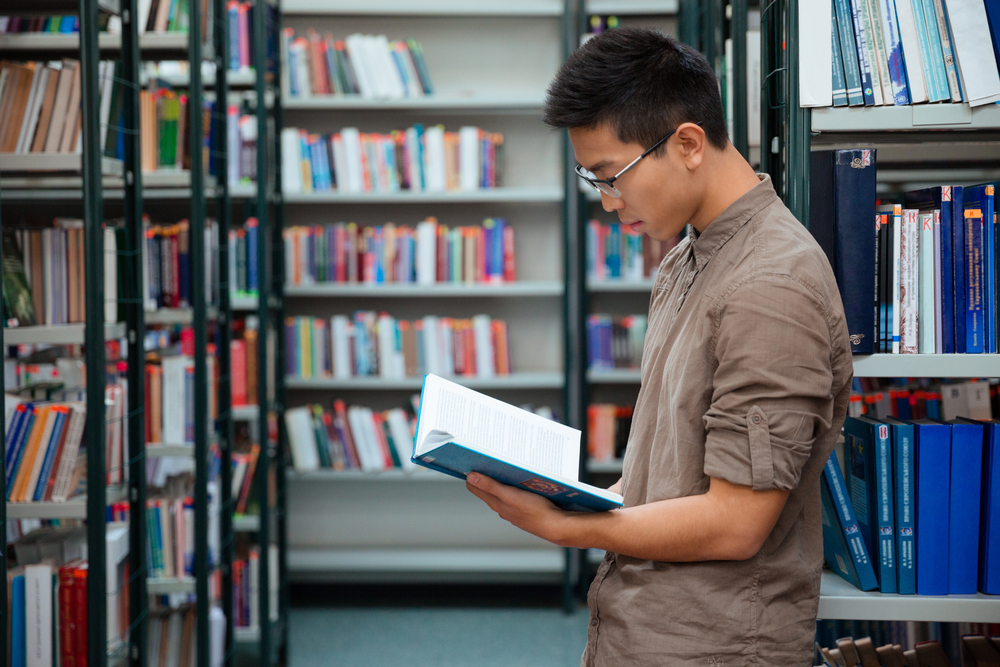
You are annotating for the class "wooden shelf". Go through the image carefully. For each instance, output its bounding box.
[282,0,563,16]
[852,354,1000,378]
[285,281,563,298]
[4,321,125,346]
[285,372,564,391]
[282,187,563,204]
[587,369,641,384]
[817,571,1000,623]
[282,92,545,111]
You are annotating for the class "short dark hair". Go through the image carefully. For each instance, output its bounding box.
[543,26,729,152]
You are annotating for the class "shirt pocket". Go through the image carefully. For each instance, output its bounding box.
[746,405,774,491]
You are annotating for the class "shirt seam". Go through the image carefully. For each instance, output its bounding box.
[693,190,777,272]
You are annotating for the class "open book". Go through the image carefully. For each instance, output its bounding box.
[413,374,623,512]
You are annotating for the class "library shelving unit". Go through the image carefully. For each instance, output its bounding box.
[0,0,145,665]
[278,0,575,600]
[759,0,1000,626]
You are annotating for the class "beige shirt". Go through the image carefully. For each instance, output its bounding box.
[582,175,853,667]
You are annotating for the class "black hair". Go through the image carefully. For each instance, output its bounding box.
[543,26,729,152]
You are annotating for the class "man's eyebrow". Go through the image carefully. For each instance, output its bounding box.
[584,160,612,175]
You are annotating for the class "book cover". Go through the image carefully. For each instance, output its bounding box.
[884,417,916,594]
[845,416,897,592]
[899,209,919,354]
[891,205,902,353]
[981,421,1000,594]
[904,187,957,352]
[964,184,996,353]
[834,0,866,105]
[821,453,880,591]
[918,212,936,353]
[913,0,949,101]
[949,418,985,594]
[2,230,38,328]
[965,207,985,354]
[911,419,950,595]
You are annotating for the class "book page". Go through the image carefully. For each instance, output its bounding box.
[416,374,580,480]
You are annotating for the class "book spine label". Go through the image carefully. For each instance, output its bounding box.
[825,454,880,590]
[848,0,876,104]
[874,423,897,593]
[966,207,984,354]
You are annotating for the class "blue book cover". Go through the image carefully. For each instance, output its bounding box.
[904,186,957,352]
[848,0,876,105]
[821,453,879,591]
[964,205,985,354]
[981,421,1000,594]
[964,184,997,353]
[32,408,66,502]
[885,417,916,594]
[949,419,985,594]
[912,0,949,101]
[11,574,25,667]
[821,471,869,589]
[831,2,849,107]
[247,220,258,292]
[983,0,1000,73]
[6,407,36,497]
[834,0,866,105]
[607,224,621,278]
[4,405,29,485]
[848,416,898,592]
[878,0,912,104]
[810,150,878,354]
[911,419,951,595]
[953,186,968,353]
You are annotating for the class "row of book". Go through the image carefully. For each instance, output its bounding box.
[822,416,999,595]
[6,524,131,667]
[282,29,434,99]
[848,379,996,421]
[587,314,646,372]
[232,545,280,629]
[280,124,505,195]
[139,87,209,173]
[815,635,1000,667]
[285,314,512,381]
[816,0,1000,108]
[587,223,679,282]
[145,497,195,579]
[230,319,260,408]
[145,353,220,446]
[812,149,999,354]
[227,219,261,296]
[0,59,121,156]
[283,218,516,287]
[142,216,220,311]
[587,403,633,464]
[815,621,1000,666]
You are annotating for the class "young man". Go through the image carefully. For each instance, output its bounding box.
[465,27,853,666]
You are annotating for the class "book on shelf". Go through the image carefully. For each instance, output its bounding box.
[587,314,646,372]
[143,497,196,579]
[224,1,277,73]
[284,217,515,287]
[230,316,259,408]
[230,443,259,514]
[587,404,632,464]
[144,330,219,446]
[280,124,504,195]
[821,449,880,591]
[586,222,678,282]
[413,374,622,512]
[802,0,1000,107]
[141,215,220,311]
[285,313,512,381]
[721,11,762,147]
[228,218,260,297]
[281,28,433,100]
[231,544,278,629]
[0,60,123,159]
[139,87,215,174]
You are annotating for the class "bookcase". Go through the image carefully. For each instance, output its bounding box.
[277,0,576,592]
[758,0,1000,627]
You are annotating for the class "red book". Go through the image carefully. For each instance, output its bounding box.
[436,226,448,282]
[503,226,515,282]
[371,412,394,468]
[335,224,347,282]
[236,444,260,515]
[73,563,89,667]
[231,339,248,406]
[59,561,78,667]
[452,320,465,375]
[465,325,477,376]
[475,227,486,283]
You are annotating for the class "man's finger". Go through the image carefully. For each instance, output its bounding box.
[466,480,504,512]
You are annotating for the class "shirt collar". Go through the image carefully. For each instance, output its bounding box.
[689,173,777,272]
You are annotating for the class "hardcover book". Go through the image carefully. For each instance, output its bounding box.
[911,419,951,595]
[950,418,985,594]
[845,416,897,592]
[884,417,916,594]
[413,374,623,512]
[820,452,879,591]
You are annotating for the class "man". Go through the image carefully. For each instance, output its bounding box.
[465,26,853,666]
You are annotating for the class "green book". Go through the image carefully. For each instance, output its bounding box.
[2,230,37,328]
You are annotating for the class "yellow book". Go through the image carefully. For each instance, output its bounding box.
[13,406,49,502]
[299,317,311,379]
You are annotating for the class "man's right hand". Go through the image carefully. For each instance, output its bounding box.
[608,478,622,495]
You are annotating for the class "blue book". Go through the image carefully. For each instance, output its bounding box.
[831,2,849,107]
[885,417,916,594]
[11,573,25,667]
[6,406,36,498]
[821,453,879,591]
[834,0,866,105]
[878,0,912,104]
[32,408,67,502]
[846,416,897,592]
[810,150,878,354]
[607,224,621,278]
[981,421,1000,594]
[414,374,622,512]
[983,0,1000,74]
[950,419,985,594]
[964,204,985,354]
[911,419,951,595]
[904,186,960,352]
[848,0,876,105]
[912,0,949,101]
[952,186,968,352]
[247,220,258,292]
[965,184,997,353]
[4,404,29,486]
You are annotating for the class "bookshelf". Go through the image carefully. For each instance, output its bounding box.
[281,187,565,204]
[285,281,564,298]
[285,373,565,391]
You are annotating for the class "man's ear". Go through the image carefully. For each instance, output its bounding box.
[675,122,706,172]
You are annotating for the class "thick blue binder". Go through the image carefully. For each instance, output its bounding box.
[885,417,916,594]
[951,419,985,594]
[845,416,897,592]
[911,419,951,595]
[980,421,1000,594]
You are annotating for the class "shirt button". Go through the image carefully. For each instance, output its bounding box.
[591,618,599,626]
[752,415,762,424]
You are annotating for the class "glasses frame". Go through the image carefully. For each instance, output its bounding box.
[575,122,701,198]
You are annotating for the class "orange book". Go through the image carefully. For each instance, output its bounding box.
[231,339,248,407]
[13,406,49,501]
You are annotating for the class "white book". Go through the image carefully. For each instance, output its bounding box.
[51,404,86,502]
[439,319,455,377]
[99,61,115,151]
[160,503,175,578]
[288,40,310,98]
[210,605,226,667]
[284,407,320,472]
[899,208,918,354]
[15,66,45,154]
[933,211,943,353]
[375,34,406,99]
[386,409,418,471]
[416,219,438,285]
[249,548,260,628]
[363,407,391,469]
[340,127,365,193]
[104,226,118,323]
[377,314,397,378]
[228,106,241,186]
[137,0,153,35]
[747,28,761,146]
[918,212,935,353]
[894,0,930,103]
[413,375,622,511]
[269,544,279,621]
[347,406,383,471]
[798,0,832,107]
[858,0,884,105]
[458,126,480,191]
[472,314,496,379]
[25,564,53,667]
[166,610,183,667]
[331,316,353,378]
[361,34,391,98]
[944,0,1000,106]
[344,34,376,98]
[866,0,895,105]
[421,316,441,375]
[280,127,302,194]
[330,134,348,192]
[423,125,447,192]
[161,356,189,445]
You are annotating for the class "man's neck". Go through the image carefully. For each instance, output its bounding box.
[688,145,762,234]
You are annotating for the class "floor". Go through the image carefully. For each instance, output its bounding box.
[286,584,590,667]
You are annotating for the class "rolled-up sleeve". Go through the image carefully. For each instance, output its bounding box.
[702,273,836,492]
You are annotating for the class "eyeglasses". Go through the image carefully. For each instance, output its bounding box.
[575,122,701,198]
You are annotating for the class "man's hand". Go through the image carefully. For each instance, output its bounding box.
[465,473,578,546]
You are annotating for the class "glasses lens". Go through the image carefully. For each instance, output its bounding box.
[597,183,621,198]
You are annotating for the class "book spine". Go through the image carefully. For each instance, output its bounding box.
[899,209,919,354]
[895,423,917,594]
[930,0,963,101]
[948,423,983,594]
[966,207,985,354]
[874,423,897,593]
[891,205,902,354]
[824,454,880,591]
[918,213,936,353]
[831,2,851,106]
[984,187,997,354]
[933,211,943,353]
[848,0,876,105]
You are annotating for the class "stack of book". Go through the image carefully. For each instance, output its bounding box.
[141,216,220,311]
[804,0,1000,107]
[0,60,122,159]
[281,29,433,99]
[284,217,515,286]
[587,404,633,463]
[230,444,259,516]
[146,608,197,667]
[285,313,512,381]
[848,377,1000,421]
[139,88,213,173]
[7,523,131,667]
[280,124,504,195]
[227,218,260,297]
[587,222,679,282]
[232,545,279,629]
[145,497,195,579]
[812,149,999,355]
[822,416,1000,595]
[230,318,259,408]
[0,17,82,34]
[3,399,88,503]
[587,314,646,372]
[284,400,416,472]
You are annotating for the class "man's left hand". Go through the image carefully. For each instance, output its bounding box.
[465,473,577,547]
